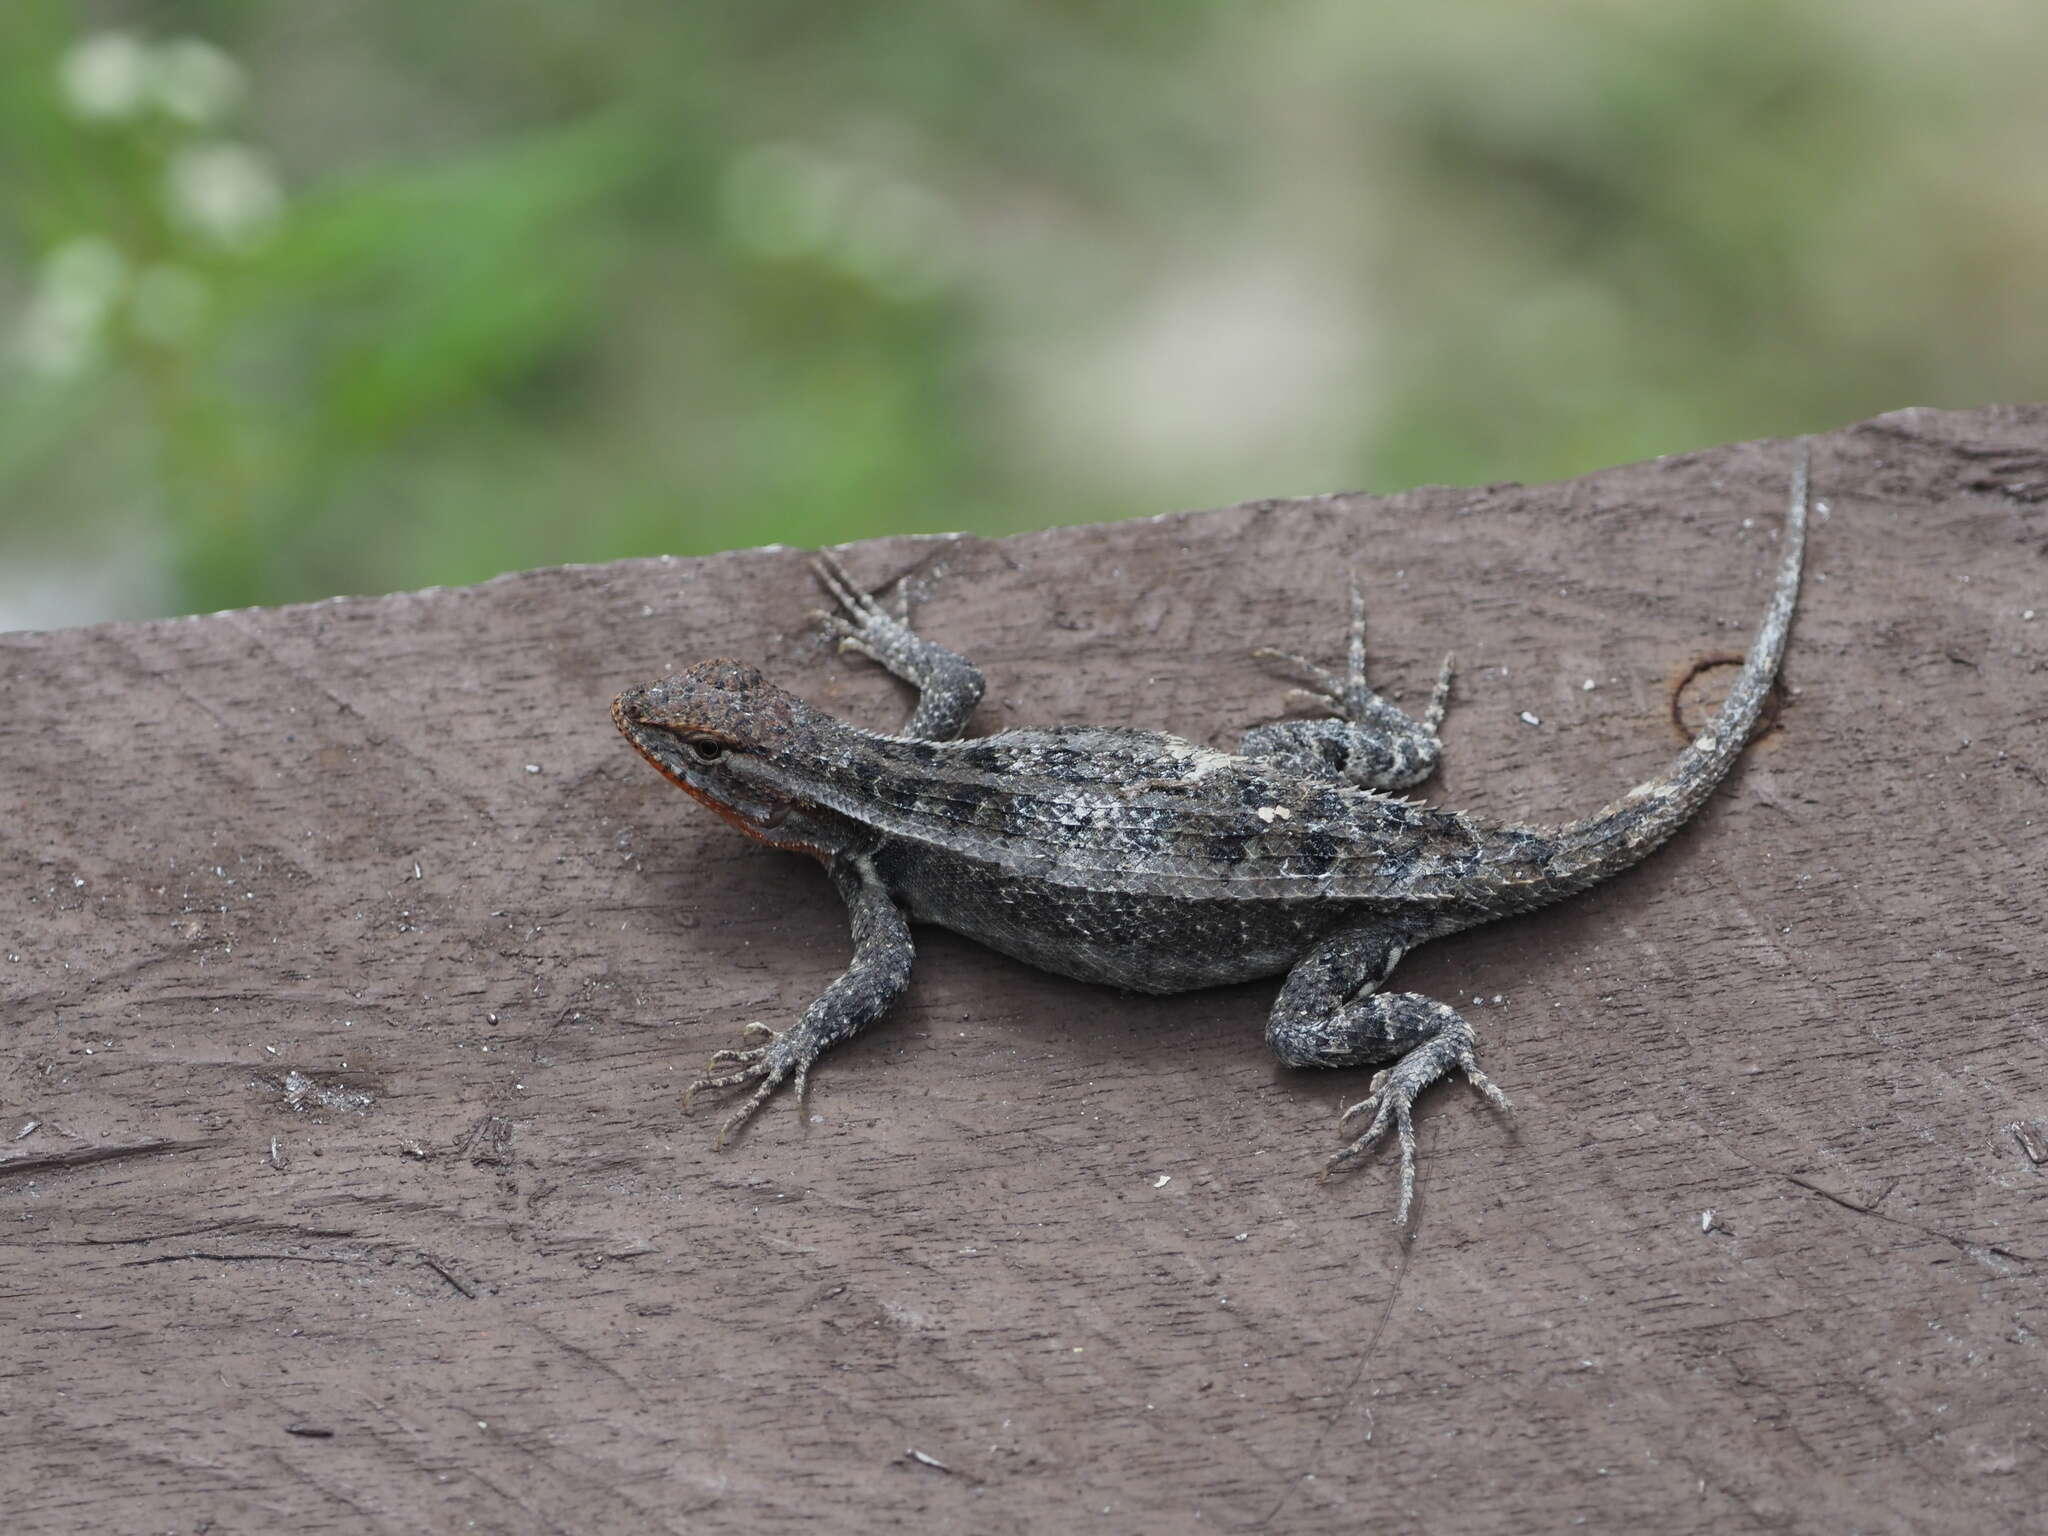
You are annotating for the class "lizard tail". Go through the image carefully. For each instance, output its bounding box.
[1533,448,1808,899]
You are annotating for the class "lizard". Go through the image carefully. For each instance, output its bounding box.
[613,452,1808,1220]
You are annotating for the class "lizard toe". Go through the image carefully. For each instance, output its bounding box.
[1317,1094,1420,1222]
[713,1067,794,1147]
[684,1023,787,1108]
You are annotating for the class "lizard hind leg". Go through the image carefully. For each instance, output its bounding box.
[1241,576,1453,792]
[1267,926,1509,1223]
[1314,995,1510,1225]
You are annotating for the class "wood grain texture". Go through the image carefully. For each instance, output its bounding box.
[3,405,2045,1534]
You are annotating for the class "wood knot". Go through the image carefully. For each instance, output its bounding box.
[1670,653,1785,742]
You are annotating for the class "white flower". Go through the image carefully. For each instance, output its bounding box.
[59,31,152,122]
[718,142,960,301]
[59,31,251,128]
[164,141,284,250]
[13,294,101,377]
[11,237,130,377]
[152,39,247,125]
[46,236,131,304]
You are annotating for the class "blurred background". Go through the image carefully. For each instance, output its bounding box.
[2,0,2044,631]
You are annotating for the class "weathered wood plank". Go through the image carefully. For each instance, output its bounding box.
[4,406,2045,1533]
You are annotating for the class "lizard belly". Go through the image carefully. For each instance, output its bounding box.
[875,844,1341,995]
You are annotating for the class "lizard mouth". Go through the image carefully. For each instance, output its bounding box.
[612,692,803,842]
[672,776,793,836]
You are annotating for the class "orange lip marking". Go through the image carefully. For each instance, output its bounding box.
[618,718,832,864]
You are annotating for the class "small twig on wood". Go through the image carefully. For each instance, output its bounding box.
[0,1138,214,1180]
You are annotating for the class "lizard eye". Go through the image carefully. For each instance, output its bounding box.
[685,735,726,763]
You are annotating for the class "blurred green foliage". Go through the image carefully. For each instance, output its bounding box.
[2,0,2044,627]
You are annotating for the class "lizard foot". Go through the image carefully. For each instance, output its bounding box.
[810,549,915,667]
[682,1022,812,1147]
[1316,1006,1510,1223]
[1240,579,1452,793]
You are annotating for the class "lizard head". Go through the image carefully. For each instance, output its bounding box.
[613,660,830,854]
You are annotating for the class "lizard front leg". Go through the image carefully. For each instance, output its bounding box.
[1240,577,1453,792]
[812,551,986,740]
[1268,925,1510,1222]
[683,853,913,1144]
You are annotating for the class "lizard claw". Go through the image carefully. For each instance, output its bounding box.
[812,554,918,646]
[807,607,894,674]
[812,551,900,626]
[1280,687,1344,716]
[801,606,855,648]
[682,1022,806,1145]
[1252,646,1347,701]
[1318,1075,1416,1217]
[809,549,872,611]
[1317,1041,1510,1224]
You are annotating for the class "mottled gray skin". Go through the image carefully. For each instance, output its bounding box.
[614,457,1808,1221]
